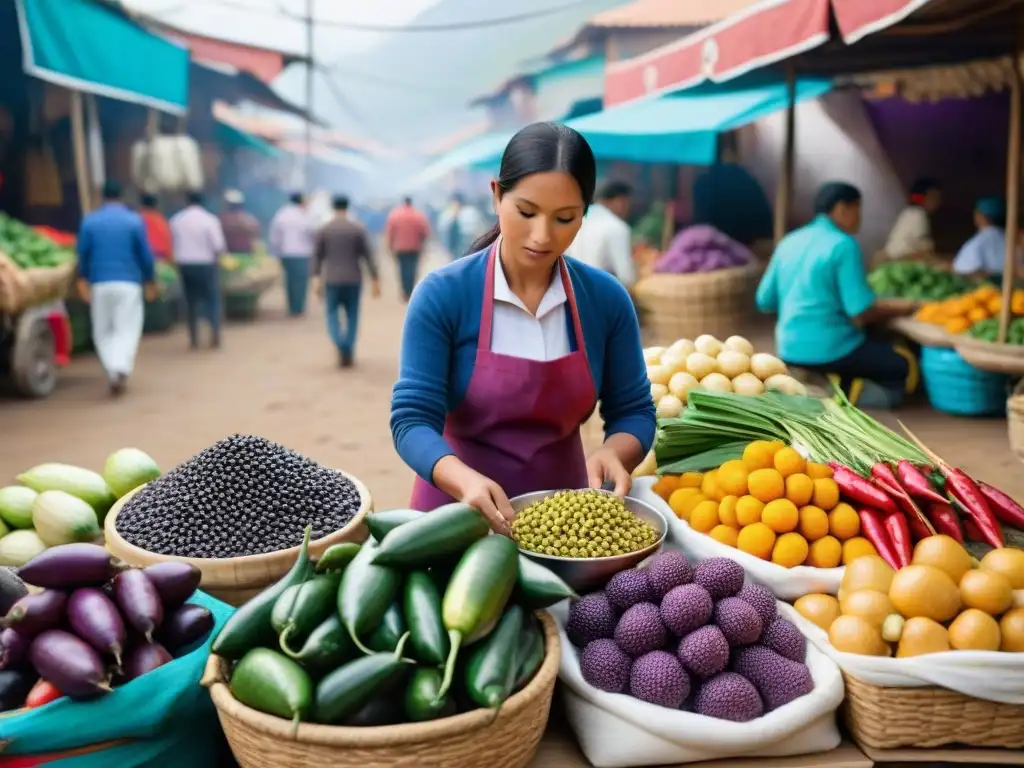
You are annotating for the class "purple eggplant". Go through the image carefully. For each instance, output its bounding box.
[123,640,172,681]
[68,588,127,666]
[158,604,214,654]
[28,629,110,698]
[17,543,124,589]
[142,563,201,609]
[0,628,27,670]
[112,570,163,641]
[3,590,66,637]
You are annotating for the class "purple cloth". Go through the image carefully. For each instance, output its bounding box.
[653,225,753,274]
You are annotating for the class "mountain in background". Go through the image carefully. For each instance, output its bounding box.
[273,0,630,149]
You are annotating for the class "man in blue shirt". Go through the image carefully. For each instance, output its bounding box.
[756,181,914,402]
[952,196,1016,280]
[76,180,157,396]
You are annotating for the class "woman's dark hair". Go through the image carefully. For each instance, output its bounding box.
[908,176,939,204]
[813,181,862,216]
[469,122,596,254]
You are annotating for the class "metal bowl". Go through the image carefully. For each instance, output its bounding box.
[510,488,668,593]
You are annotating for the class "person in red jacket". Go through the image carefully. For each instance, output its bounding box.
[138,193,172,261]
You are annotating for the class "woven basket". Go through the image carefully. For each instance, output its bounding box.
[633,265,761,345]
[953,335,1024,375]
[0,254,76,314]
[842,672,1024,749]
[888,317,953,349]
[104,471,372,607]
[203,611,560,768]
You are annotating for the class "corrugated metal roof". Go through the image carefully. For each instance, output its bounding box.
[589,0,763,28]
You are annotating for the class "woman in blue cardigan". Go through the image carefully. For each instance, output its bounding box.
[390,123,656,531]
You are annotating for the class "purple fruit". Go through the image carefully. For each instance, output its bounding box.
[123,640,173,681]
[17,543,123,589]
[113,570,163,641]
[762,618,806,663]
[28,629,110,698]
[3,590,66,637]
[143,563,202,610]
[677,625,730,679]
[659,583,713,637]
[566,592,617,648]
[693,672,764,722]
[692,558,745,600]
[629,650,690,708]
[605,569,654,612]
[737,583,777,628]
[713,597,763,646]
[159,604,214,653]
[68,588,127,665]
[614,602,666,658]
[0,628,27,669]
[580,638,632,693]
[645,550,693,598]
[731,645,813,711]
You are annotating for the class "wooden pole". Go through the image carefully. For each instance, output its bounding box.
[774,66,797,243]
[69,89,92,217]
[999,43,1023,344]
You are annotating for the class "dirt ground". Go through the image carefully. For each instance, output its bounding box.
[2,251,1024,509]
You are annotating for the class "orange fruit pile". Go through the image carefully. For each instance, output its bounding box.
[914,285,1023,334]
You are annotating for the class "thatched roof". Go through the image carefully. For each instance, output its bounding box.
[844,56,1019,102]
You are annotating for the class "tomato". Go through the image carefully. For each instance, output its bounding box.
[25,679,62,708]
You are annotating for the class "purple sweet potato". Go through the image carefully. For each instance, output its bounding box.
[28,630,110,698]
[68,587,127,665]
[142,562,201,609]
[113,570,163,641]
[2,590,66,636]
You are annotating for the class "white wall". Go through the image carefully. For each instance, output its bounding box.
[738,89,906,255]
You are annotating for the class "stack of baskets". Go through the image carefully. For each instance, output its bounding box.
[633,264,761,345]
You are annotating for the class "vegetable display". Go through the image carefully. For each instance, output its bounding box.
[568,551,813,718]
[114,435,362,558]
[796,539,1024,655]
[213,506,570,729]
[914,284,1020,334]
[0,449,160,567]
[0,543,210,710]
[968,316,1024,345]
[645,335,804,421]
[652,226,753,275]
[0,214,76,270]
[867,260,972,302]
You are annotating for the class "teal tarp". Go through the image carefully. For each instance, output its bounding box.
[216,120,282,158]
[409,131,514,189]
[566,78,832,165]
[16,0,189,113]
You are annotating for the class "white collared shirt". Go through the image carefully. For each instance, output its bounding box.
[566,203,636,286]
[490,251,571,362]
[169,205,226,265]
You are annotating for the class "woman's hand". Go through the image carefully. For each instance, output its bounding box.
[587,447,632,497]
[433,456,515,534]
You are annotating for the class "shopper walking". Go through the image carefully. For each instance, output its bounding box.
[269,192,316,317]
[437,193,487,259]
[567,180,636,289]
[76,179,157,396]
[312,195,380,368]
[170,191,227,350]
[219,189,261,256]
[385,196,430,301]
[138,193,172,262]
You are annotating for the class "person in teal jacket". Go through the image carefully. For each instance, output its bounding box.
[756,181,916,404]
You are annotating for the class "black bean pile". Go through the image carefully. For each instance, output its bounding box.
[114,435,362,558]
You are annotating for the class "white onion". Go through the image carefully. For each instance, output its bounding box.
[724,335,755,356]
[694,334,724,357]
[643,346,666,365]
[668,371,699,403]
[667,338,696,359]
[685,352,718,380]
[646,364,673,386]
[656,394,684,418]
[764,373,807,396]
[750,352,787,381]
[651,383,669,402]
[659,349,689,375]
[716,350,751,378]
[699,372,733,392]
[732,372,765,396]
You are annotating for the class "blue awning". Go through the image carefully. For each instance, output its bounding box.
[15,0,189,113]
[408,132,514,189]
[566,78,832,165]
[216,120,281,158]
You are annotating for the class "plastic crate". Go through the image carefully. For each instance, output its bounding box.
[920,346,1009,416]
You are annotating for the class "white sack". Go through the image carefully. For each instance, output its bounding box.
[789,606,1024,704]
[631,478,844,601]
[552,600,844,768]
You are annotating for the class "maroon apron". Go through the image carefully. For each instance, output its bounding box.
[409,243,598,511]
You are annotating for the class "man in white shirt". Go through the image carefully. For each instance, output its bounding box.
[170,191,227,350]
[269,192,317,316]
[884,177,941,260]
[566,181,636,288]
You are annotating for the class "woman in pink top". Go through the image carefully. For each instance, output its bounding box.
[385,197,430,301]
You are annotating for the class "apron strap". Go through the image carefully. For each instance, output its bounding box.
[559,258,588,360]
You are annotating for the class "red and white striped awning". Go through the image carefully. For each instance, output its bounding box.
[604,0,940,107]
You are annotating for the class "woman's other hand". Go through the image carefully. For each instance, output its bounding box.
[587,447,632,497]
[433,456,515,534]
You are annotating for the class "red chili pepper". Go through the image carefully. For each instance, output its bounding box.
[976,481,1024,530]
[943,468,1005,548]
[895,460,949,506]
[857,507,901,569]
[962,517,985,543]
[869,463,935,538]
[883,511,913,567]
[830,464,901,516]
[25,678,62,709]
[926,503,964,544]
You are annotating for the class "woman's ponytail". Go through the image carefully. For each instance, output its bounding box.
[468,222,500,255]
